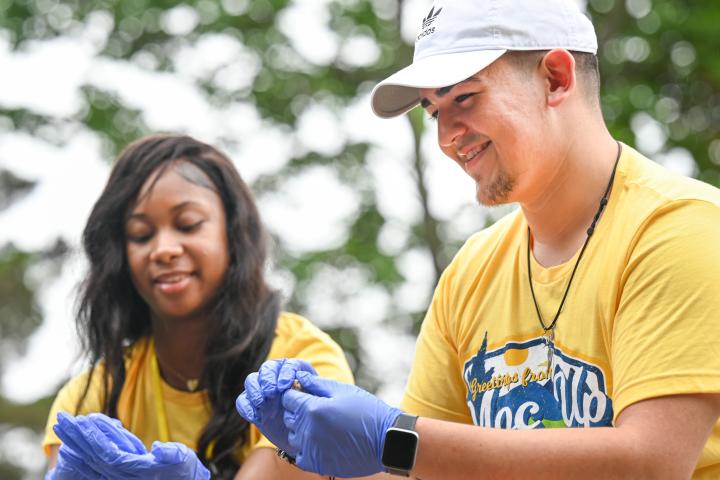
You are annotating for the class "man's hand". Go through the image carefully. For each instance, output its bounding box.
[236,358,318,455]
[282,371,402,478]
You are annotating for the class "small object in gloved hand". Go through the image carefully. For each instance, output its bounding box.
[276,379,303,464]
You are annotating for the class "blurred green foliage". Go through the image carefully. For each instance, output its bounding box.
[0,394,55,432]
[0,0,719,477]
[0,247,42,358]
[594,0,720,183]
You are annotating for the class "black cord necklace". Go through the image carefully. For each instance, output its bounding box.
[527,141,622,370]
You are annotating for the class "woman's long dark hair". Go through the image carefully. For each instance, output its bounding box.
[75,134,279,478]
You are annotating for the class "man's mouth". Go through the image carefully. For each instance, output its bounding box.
[461,141,492,172]
[463,141,491,162]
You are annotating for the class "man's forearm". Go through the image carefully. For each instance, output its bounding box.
[411,418,646,480]
[409,394,719,480]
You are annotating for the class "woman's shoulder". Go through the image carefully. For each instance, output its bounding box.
[52,337,152,411]
[275,310,312,330]
[269,312,354,383]
[273,311,328,343]
[43,337,152,455]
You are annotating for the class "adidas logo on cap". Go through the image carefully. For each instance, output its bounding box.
[418,5,443,41]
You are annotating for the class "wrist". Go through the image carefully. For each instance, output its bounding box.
[378,408,403,463]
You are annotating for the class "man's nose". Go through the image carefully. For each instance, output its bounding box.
[437,114,468,150]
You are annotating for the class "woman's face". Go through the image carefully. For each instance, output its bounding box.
[124,162,229,323]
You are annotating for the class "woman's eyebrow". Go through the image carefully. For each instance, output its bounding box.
[126,201,204,220]
[170,200,204,213]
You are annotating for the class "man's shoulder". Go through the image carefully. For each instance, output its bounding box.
[622,145,720,209]
[613,146,720,259]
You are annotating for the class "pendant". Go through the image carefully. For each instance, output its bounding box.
[544,328,555,373]
[186,379,200,392]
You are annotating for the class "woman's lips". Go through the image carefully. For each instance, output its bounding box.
[154,273,193,294]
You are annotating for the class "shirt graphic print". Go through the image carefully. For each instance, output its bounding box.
[463,332,613,429]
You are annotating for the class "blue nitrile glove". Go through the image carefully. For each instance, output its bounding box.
[53,412,150,478]
[46,442,101,480]
[53,412,210,479]
[89,412,147,455]
[235,358,317,454]
[144,441,212,479]
[282,371,402,478]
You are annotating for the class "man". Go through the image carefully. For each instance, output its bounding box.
[237,0,720,478]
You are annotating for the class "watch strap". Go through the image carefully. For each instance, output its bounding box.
[393,413,418,430]
[385,466,411,476]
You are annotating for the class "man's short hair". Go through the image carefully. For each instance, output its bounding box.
[503,50,601,106]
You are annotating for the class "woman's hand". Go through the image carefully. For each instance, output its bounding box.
[52,412,210,479]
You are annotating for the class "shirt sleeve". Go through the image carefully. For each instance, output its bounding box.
[42,366,106,456]
[611,199,720,421]
[400,265,474,424]
[276,313,355,386]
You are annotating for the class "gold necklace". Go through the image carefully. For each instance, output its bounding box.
[150,348,216,463]
[154,350,201,392]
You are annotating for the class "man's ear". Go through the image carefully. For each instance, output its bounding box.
[541,49,576,107]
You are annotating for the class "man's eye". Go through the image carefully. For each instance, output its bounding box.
[455,93,476,103]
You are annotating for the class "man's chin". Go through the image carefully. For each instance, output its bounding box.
[475,179,514,206]
[476,196,505,207]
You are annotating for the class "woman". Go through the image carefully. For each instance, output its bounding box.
[43,134,353,479]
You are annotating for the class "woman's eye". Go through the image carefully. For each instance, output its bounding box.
[127,233,152,244]
[178,221,203,232]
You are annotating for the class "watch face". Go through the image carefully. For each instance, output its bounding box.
[382,429,419,470]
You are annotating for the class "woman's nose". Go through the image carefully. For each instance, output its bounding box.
[149,231,183,264]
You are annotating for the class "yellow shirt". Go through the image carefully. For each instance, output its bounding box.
[401,145,720,479]
[43,312,353,462]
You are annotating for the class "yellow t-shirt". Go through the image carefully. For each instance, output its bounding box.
[43,312,353,463]
[401,144,720,478]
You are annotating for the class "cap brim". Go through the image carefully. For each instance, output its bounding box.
[371,49,507,118]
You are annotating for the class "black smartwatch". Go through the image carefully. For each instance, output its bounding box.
[381,413,419,476]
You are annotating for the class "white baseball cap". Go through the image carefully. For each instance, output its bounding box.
[371,0,598,118]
